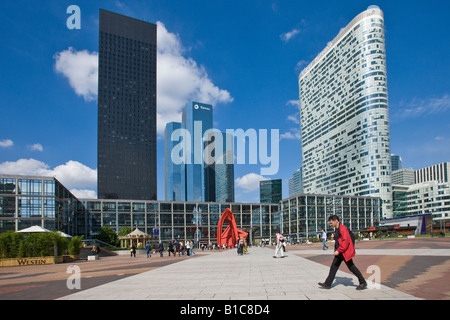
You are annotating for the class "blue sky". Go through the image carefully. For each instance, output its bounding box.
[0,0,449,203]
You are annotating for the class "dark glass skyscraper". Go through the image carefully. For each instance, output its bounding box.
[260,179,282,204]
[97,9,157,200]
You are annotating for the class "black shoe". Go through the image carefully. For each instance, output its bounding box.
[318,282,331,289]
[356,282,367,290]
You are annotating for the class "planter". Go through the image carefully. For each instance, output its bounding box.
[0,256,64,267]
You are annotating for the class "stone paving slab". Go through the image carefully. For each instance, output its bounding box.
[59,247,420,300]
[291,249,450,256]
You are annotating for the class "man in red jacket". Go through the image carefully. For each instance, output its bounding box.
[318,215,367,290]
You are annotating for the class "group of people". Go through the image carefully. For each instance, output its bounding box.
[129,240,197,258]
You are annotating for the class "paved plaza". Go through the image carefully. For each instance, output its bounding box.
[1,237,449,301]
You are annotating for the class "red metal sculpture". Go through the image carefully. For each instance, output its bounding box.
[217,208,248,249]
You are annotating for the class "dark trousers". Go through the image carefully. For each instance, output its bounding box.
[325,253,366,286]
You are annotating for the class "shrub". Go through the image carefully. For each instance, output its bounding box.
[18,232,68,258]
[0,231,23,258]
[68,236,84,255]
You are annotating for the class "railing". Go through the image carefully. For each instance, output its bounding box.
[82,239,118,251]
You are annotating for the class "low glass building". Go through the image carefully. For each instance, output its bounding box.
[280,194,381,242]
[0,174,86,235]
[81,199,279,245]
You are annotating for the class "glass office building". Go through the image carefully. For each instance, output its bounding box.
[214,132,235,203]
[182,101,214,202]
[280,194,381,241]
[81,193,380,244]
[0,175,381,243]
[260,179,282,204]
[97,9,157,200]
[165,122,185,201]
[82,199,279,245]
[298,6,392,218]
[0,174,86,235]
[165,103,235,203]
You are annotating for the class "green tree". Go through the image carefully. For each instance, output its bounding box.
[96,226,119,246]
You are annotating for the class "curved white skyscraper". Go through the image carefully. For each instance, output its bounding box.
[298,6,392,218]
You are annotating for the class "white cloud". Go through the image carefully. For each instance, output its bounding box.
[53,22,234,135]
[280,128,301,140]
[393,93,450,120]
[235,173,269,193]
[0,139,14,148]
[156,21,233,134]
[0,158,97,190]
[287,114,300,124]
[280,28,301,43]
[295,59,308,73]
[70,188,97,199]
[53,47,98,102]
[286,100,299,107]
[28,143,43,152]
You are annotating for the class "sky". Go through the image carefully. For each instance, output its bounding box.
[0,0,449,203]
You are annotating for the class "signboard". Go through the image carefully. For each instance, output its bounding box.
[394,224,400,229]
[367,226,376,231]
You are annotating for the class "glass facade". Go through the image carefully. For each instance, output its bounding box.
[260,179,282,204]
[0,175,86,235]
[183,101,214,202]
[214,132,235,202]
[280,194,380,241]
[97,9,157,201]
[82,199,279,245]
[298,6,392,218]
[165,122,185,201]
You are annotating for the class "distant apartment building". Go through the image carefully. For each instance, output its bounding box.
[289,167,303,197]
[298,6,392,218]
[393,162,450,222]
[392,168,414,186]
[415,162,449,184]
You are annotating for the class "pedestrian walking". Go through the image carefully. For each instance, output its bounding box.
[145,242,151,258]
[318,215,367,290]
[321,229,329,250]
[175,240,181,257]
[273,232,284,258]
[130,244,136,258]
[190,240,196,255]
[168,241,174,256]
[237,237,244,255]
[186,240,191,256]
[158,240,164,257]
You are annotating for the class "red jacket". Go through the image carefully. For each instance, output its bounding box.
[336,223,355,261]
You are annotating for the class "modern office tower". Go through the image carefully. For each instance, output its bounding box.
[165,122,185,201]
[415,162,449,184]
[182,101,214,202]
[392,168,415,185]
[298,6,393,218]
[214,132,235,203]
[391,154,402,171]
[289,167,303,197]
[260,179,282,204]
[97,9,157,200]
